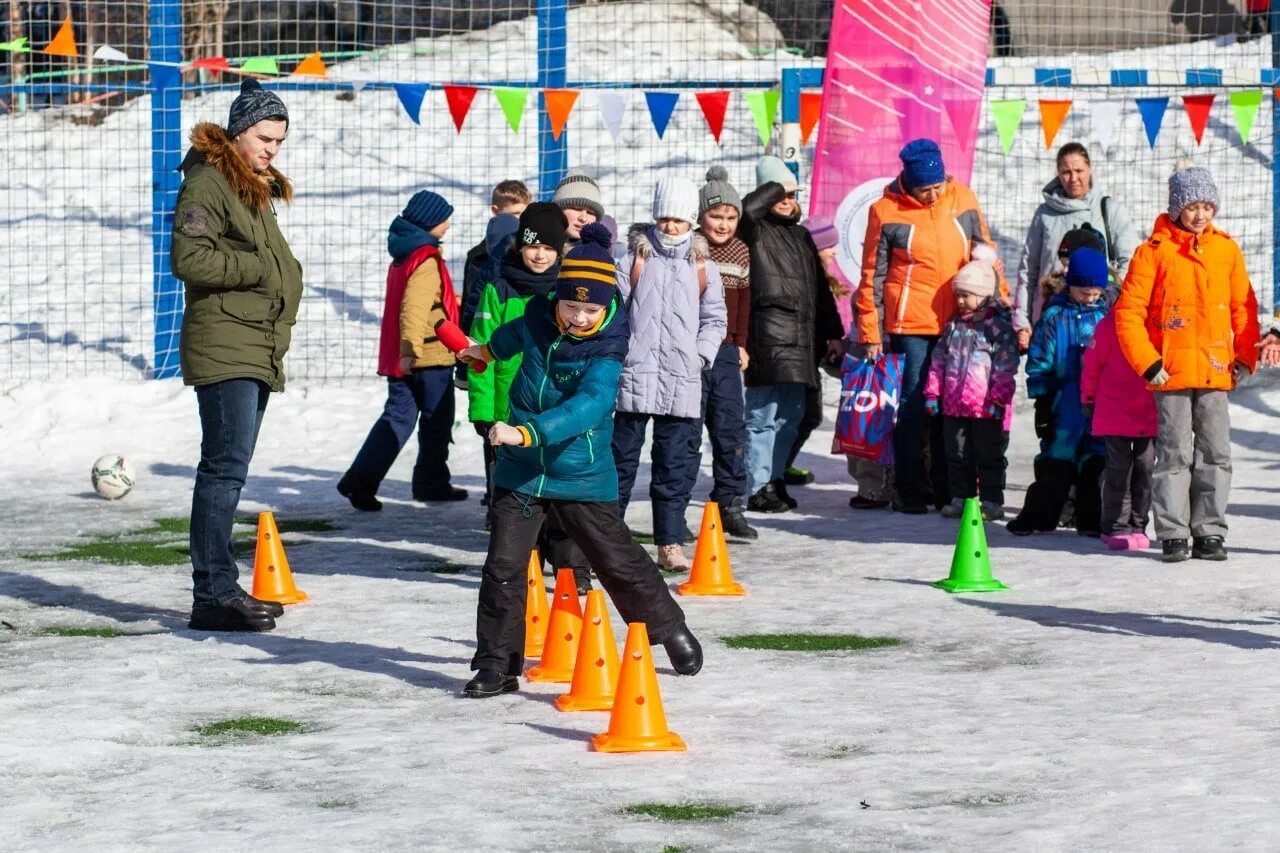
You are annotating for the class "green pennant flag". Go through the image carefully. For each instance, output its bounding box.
[494,87,528,133]
[990,98,1025,155]
[0,36,30,52]
[745,90,780,147]
[240,57,279,75]
[1229,90,1263,144]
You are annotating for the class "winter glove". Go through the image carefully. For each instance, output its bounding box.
[1144,360,1170,387]
[983,402,1004,419]
[1033,395,1054,440]
[473,420,494,438]
[1232,361,1250,386]
[924,399,940,417]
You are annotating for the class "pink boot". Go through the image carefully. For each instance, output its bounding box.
[1127,533,1150,550]
[1101,534,1128,551]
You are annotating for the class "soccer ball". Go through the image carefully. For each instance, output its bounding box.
[91,454,136,500]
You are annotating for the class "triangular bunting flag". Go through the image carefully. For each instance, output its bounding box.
[799,91,822,145]
[394,83,428,125]
[42,16,78,57]
[644,91,679,139]
[1091,100,1122,153]
[543,88,579,141]
[93,45,130,62]
[1136,97,1169,150]
[744,90,781,147]
[990,99,1025,155]
[0,36,30,52]
[1182,94,1215,145]
[293,52,326,77]
[189,56,229,73]
[1229,90,1263,144]
[240,57,279,75]
[1038,99,1072,150]
[945,97,980,155]
[494,88,528,133]
[597,91,627,140]
[443,85,478,133]
[695,90,730,143]
[344,71,374,94]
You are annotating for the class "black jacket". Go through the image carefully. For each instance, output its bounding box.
[738,181,843,388]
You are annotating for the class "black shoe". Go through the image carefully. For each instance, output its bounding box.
[414,486,468,502]
[892,499,929,515]
[771,479,799,509]
[783,466,815,486]
[337,471,382,512]
[747,484,790,514]
[463,669,519,698]
[682,524,697,543]
[1192,535,1228,561]
[1162,538,1192,563]
[236,588,284,618]
[721,507,758,540]
[662,625,703,676]
[1005,515,1048,536]
[574,571,593,596]
[189,598,275,632]
[849,495,890,510]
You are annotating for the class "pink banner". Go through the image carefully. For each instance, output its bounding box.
[809,0,991,329]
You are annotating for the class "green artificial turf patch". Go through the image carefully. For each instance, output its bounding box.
[195,717,303,739]
[137,517,191,535]
[316,799,355,809]
[26,540,191,566]
[40,626,124,638]
[633,532,655,545]
[395,561,478,574]
[236,516,336,533]
[721,633,903,652]
[622,803,747,821]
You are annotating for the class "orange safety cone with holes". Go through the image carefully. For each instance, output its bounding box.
[525,568,582,682]
[591,622,686,752]
[250,511,308,604]
[677,501,745,596]
[555,590,621,712]
[523,550,550,658]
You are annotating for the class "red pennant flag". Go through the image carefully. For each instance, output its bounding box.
[1182,94,1215,145]
[695,90,730,143]
[543,89,579,141]
[189,56,229,73]
[799,91,822,145]
[443,85,478,133]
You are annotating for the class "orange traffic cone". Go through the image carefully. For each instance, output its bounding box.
[677,501,745,596]
[555,590,621,712]
[525,568,582,682]
[250,511,307,604]
[591,623,686,752]
[523,550,550,658]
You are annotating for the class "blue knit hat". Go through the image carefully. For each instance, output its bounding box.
[401,191,453,231]
[556,223,616,305]
[899,138,946,191]
[1065,247,1109,289]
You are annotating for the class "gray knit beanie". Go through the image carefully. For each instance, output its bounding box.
[698,165,742,216]
[1168,166,1219,219]
[552,168,605,220]
[226,78,289,139]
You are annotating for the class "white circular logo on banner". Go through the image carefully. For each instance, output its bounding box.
[833,177,894,285]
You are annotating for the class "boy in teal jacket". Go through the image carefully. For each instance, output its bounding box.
[459,224,703,698]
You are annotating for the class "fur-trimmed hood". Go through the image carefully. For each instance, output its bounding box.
[178,122,292,210]
[626,223,710,260]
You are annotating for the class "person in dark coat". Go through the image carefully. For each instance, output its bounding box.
[738,156,844,513]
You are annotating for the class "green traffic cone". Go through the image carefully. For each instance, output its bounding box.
[934,498,1009,593]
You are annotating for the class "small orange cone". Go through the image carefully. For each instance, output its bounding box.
[42,16,78,57]
[250,511,307,604]
[524,568,582,682]
[591,623,686,752]
[555,590,621,712]
[677,501,745,596]
[523,550,550,658]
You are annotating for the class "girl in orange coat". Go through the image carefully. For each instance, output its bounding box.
[1113,167,1260,563]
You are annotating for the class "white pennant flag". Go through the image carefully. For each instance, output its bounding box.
[596,91,627,140]
[93,45,130,63]
[343,71,375,94]
[1090,100,1122,155]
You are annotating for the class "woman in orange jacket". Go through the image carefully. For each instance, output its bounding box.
[1113,167,1260,563]
[855,138,1003,514]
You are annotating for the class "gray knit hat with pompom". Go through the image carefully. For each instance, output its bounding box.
[699,165,742,216]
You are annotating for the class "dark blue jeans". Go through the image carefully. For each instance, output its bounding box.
[690,342,748,506]
[190,378,269,607]
[350,366,455,497]
[890,334,948,508]
[612,412,699,547]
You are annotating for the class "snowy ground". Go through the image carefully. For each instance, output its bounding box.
[2,377,1279,850]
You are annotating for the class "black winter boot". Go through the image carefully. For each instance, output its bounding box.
[662,625,703,676]
[189,597,275,632]
[463,669,519,698]
[771,479,799,509]
[1162,538,1192,563]
[1192,535,1227,561]
[337,471,382,512]
[747,484,790,513]
[721,500,758,540]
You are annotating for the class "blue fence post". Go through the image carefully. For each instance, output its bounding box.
[1272,6,1280,314]
[150,0,183,378]
[536,0,569,200]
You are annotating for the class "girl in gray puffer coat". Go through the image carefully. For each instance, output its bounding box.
[611,175,728,570]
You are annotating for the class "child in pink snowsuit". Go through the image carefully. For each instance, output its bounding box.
[1081,311,1157,550]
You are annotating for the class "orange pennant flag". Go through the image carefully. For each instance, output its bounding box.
[544,89,579,141]
[1038,99,1072,150]
[799,91,822,145]
[42,15,78,58]
[293,52,327,77]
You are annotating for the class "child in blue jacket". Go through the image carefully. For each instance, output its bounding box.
[458,224,703,698]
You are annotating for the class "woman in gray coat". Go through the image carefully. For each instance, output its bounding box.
[1014,142,1141,348]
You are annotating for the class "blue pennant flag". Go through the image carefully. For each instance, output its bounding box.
[395,83,429,125]
[644,91,679,139]
[1135,96,1168,150]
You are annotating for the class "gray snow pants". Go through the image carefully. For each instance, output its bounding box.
[1152,389,1232,541]
[847,456,893,502]
[1101,436,1155,535]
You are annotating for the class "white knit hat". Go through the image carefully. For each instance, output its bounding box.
[952,260,997,298]
[652,175,700,224]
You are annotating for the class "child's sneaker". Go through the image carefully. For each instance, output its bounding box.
[939,498,965,519]
[980,501,1004,522]
[1128,533,1151,550]
[657,544,691,572]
